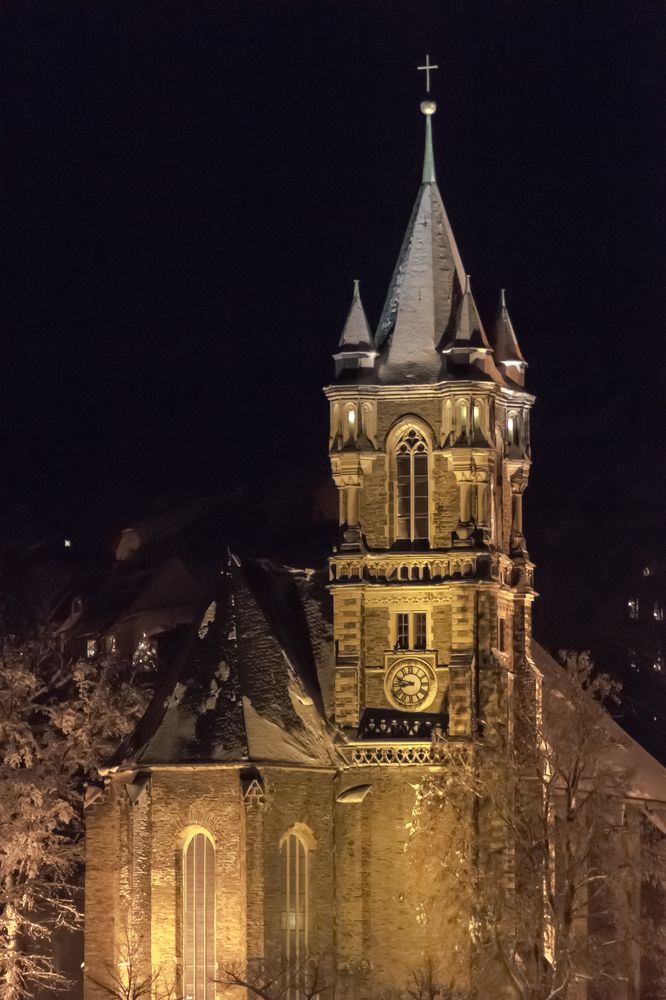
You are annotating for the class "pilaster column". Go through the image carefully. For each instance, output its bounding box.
[508,464,530,557]
[242,776,267,977]
[346,484,360,527]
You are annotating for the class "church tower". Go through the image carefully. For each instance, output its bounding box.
[325,86,536,751]
[84,68,544,1000]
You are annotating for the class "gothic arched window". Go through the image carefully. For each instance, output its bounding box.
[183,830,215,1000]
[395,428,429,542]
[280,827,313,972]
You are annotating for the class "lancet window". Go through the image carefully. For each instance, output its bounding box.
[281,828,311,974]
[395,428,429,542]
[183,831,215,1000]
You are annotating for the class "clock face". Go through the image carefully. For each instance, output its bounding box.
[386,658,437,710]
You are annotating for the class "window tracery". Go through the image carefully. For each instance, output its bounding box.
[280,827,313,980]
[394,428,429,542]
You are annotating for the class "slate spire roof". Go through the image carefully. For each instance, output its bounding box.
[374,103,466,384]
[492,289,527,386]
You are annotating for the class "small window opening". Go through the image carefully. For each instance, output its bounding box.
[628,598,639,620]
[414,612,427,650]
[498,617,506,653]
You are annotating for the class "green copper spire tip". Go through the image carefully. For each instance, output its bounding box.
[420,101,437,184]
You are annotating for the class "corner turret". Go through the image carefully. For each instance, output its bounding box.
[493,289,527,387]
[441,274,493,371]
[333,280,377,378]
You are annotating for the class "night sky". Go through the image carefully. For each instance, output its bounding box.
[1,2,665,673]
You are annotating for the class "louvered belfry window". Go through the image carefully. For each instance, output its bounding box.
[281,832,308,971]
[395,428,429,542]
[183,832,215,1000]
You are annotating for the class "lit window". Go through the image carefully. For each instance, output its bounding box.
[654,604,664,622]
[347,409,355,425]
[654,650,664,673]
[281,830,310,973]
[395,428,429,542]
[105,634,117,654]
[86,639,97,658]
[394,612,427,650]
[628,598,639,620]
[643,566,651,577]
[64,538,72,548]
[183,831,215,1000]
[498,617,506,653]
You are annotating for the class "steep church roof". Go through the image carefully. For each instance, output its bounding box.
[106,556,338,770]
[534,642,666,816]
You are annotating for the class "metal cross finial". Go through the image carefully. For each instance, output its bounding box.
[417,54,439,93]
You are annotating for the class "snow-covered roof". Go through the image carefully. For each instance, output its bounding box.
[374,175,465,384]
[534,642,666,810]
[106,555,338,770]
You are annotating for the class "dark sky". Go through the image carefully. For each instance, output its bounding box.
[1,1,665,661]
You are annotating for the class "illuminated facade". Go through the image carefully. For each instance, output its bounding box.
[84,94,666,1000]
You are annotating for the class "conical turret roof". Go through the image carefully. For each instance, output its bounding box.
[493,289,526,365]
[337,280,374,351]
[441,274,492,354]
[333,280,377,378]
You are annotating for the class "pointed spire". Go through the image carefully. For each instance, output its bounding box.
[374,101,466,384]
[441,274,492,359]
[421,101,437,184]
[493,289,527,386]
[333,280,377,378]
